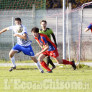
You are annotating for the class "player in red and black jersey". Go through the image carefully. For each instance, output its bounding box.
[31,27,76,73]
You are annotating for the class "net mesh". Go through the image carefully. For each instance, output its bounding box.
[0,0,46,10]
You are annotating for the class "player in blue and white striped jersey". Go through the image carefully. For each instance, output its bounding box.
[0,18,44,73]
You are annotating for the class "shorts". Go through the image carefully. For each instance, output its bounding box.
[42,47,59,58]
[12,44,34,56]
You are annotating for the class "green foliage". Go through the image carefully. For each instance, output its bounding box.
[46,0,92,9]
[0,0,91,10]
[72,0,92,8]
[0,0,46,10]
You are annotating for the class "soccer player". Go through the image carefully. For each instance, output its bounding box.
[31,27,76,72]
[0,18,44,73]
[39,20,57,70]
[84,23,92,32]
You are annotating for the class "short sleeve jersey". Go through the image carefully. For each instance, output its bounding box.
[9,25,31,46]
[88,23,92,32]
[39,28,53,40]
[35,33,56,51]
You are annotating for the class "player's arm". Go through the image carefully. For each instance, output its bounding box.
[0,27,9,34]
[39,43,49,53]
[36,40,43,48]
[14,33,27,40]
[84,24,92,32]
[51,33,57,47]
[84,27,89,32]
[35,43,49,57]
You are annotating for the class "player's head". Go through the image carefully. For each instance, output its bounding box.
[15,17,21,25]
[40,20,47,29]
[31,27,39,38]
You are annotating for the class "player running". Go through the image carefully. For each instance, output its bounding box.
[0,18,44,73]
[84,23,92,32]
[39,20,57,70]
[31,27,76,73]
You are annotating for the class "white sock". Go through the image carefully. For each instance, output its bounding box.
[36,61,43,71]
[11,56,16,67]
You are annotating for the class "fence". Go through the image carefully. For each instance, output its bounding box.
[0,7,92,61]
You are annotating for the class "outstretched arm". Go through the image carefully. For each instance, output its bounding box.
[0,27,9,34]
[84,28,89,32]
[36,40,43,49]
[14,33,27,40]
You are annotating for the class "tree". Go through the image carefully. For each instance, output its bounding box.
[46,0,92,9]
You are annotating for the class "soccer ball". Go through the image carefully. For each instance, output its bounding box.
[16,25,23,33]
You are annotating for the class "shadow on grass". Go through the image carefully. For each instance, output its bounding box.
[16,68,38,70]
[76,64,90,69]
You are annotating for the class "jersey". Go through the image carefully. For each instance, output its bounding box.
[9,25,31,46]
[39,28,53,40]
[35,33,56,51]
[88,23,92,32]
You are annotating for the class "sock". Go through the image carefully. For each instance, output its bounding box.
[11,56,16,67]
[46,59,49,66]
[35,61,43,71]
[47,57,55,67]
[40,61,51,71]
[62,59,73,65]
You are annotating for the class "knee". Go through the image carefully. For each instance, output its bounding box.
[9,52,13,58]
[38,57,43,62]
[58,62,60,64]
[31,57,37,63]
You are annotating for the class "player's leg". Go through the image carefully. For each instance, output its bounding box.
[9,49,17,71]
[9,44,22,71]
[49,48,76,70]
[47,56,56,70]
[21,45,44,73]
[54,56,76,70]
[38,54,52,73]
[30,56,44,73]
[46,56,49,66]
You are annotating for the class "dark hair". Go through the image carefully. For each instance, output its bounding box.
[40,20,47,24]
[15,17,21,22]
[31,27,39,33]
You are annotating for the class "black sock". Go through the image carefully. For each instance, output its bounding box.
[47,56,55,67]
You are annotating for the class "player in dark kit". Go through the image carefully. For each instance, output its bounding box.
[31,27,76,73]
[39,20,57,70]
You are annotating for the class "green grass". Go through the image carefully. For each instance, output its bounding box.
[0,64,92,92]
[0,59,92,63]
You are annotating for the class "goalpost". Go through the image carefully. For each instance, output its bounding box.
[78,1,92,64]
[66,1,92,63]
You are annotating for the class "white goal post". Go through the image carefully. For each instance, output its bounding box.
[78,1,92,63]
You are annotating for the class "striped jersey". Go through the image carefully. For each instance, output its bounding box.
[9,25,31,46]
[35,33,56,51]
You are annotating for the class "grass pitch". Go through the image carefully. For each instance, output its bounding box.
[0,64,92,92]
